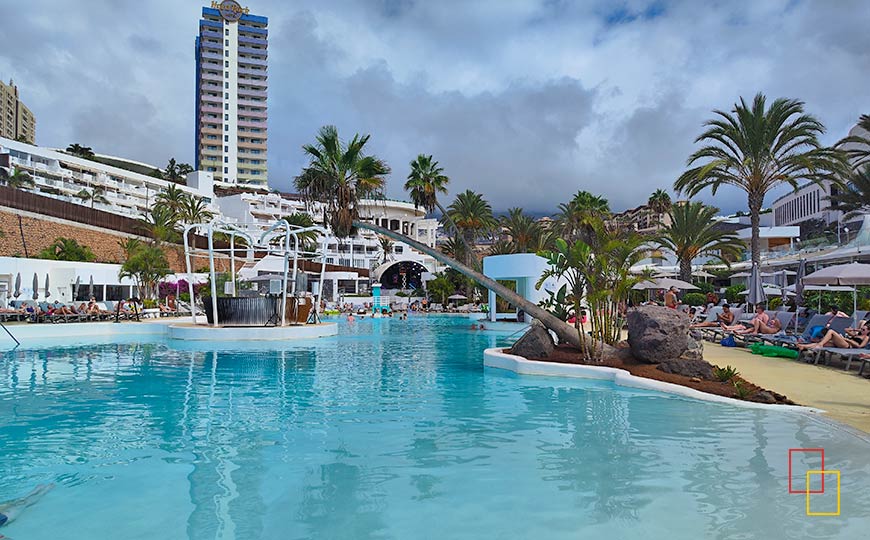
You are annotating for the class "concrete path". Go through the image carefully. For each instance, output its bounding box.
[704,342,870,433]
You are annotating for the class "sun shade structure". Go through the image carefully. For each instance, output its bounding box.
[801,262,870,326]
[183,219,329,327]
[632,277,698,290]
[745,263,766,307]
[447,294,468,300]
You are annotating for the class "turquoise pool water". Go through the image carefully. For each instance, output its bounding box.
[1,316,869,539]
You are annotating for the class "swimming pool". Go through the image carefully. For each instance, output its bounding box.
[1,316,869,539]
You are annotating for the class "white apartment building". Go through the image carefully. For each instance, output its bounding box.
[0,137,217,218]
[771,122,870,227]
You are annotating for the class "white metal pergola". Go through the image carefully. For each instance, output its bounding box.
[182,219,329,327]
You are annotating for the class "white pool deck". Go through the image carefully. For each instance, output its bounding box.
[0,317,338,343]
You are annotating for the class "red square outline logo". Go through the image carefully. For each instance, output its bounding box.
[789,448,825,494]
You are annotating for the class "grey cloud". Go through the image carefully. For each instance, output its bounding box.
[1,0,869,216]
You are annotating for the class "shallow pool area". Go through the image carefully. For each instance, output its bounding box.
[2,315,869,539]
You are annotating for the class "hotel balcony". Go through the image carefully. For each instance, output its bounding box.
[239,109,267,119]
[239,141,267,150]
[201,29,222,39]
[201,40,222,51]
[239,25,268,36]
[238,56,267,67]
[239,36,267,47]
[238,98,266,107]
[200,127,223,136]
[239,89,267,98]
[238,46,267,57]
[242,78,268,89]
[200,19,222,30]
[241,162,268,171]
[238,67,267,77]
[200,72,223,83]
[200,51,223,61]
[238,120,267,129]
[200,105,223,114]
[199,93,222,104]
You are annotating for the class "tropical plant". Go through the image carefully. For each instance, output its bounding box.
[140,205,180,243]
[725,283,746,303]
[76,186,109,208]
[66,143,95,159]
[554,190,610,243]
[38,237,96,262]
[284,212,319,252]
[442,189,497,264]
[162,158,195,183]
[537,218,646,358]
[487,238,515,256]
[119,243,170,300]
[378,235,394,264]
[0,167,35,189]
[155,184,187,214]
[682,292,706,306]
[654,202,744,282]
[294,125,389,238]
[714,365,740,382]
[499,207,552,253]
[426,273,454,305]
[732,380,752,399]
[647,189,672,224]
[119,238,144,258]
[836,114,870,170]
[675,93,848,266]
[827,166,870,220]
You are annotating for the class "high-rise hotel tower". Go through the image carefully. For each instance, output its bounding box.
[195,1,268,187]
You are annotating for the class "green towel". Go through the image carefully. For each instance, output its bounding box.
[749,342,799,359]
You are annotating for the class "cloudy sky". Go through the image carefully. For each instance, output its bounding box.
[1,0,868,214]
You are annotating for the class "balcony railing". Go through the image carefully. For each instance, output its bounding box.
[238,46,267,57]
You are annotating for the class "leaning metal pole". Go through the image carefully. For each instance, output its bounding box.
[207,223,219,327]
[183,224,197,325]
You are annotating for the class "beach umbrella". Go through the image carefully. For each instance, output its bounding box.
[632,277,698,291]
[88,275,94,298]
[44,274,50,299]
[746,263,766,307]
[740,286,794,297]
[73,276,81,301]
[794,259,806,332]
[32,273,39,300]
[802,262,870,326]
[13,273,21,299]
[447,294,468,300]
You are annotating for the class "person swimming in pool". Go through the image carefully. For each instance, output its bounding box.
[0,484,53,529]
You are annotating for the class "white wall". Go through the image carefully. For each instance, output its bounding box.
[0,256,136,304]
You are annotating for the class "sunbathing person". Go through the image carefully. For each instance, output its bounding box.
[798,326,870,350]
[722,305,769,332]
[691,304,734,328]
[734,317,782,335]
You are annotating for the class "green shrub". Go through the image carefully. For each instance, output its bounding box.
[725,284,746,303]
[714,365,739,382]
[694,281,715,295]
[768,296,783,311]
[395,291,409,297]
[682,292,706,306]
[733,380,752,399]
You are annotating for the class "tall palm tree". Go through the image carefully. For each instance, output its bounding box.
[404,153,472,255]
[500,207,551,253]
[294,125,390,238]
[177,195,214,246]
[654,202,744,282]
[554,190,610,242]
[0,167,35,189]
[647,188,672,224]
[675,93,848,266]
[76,186,109,208]
[827,166,870,220]
[66,143,95,159]
[156,184,187,215]
[836,114,870,170]
[140,205,179,243]
[378,235,394,264]
[442,189,497,262]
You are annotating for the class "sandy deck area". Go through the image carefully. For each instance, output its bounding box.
[704,342,870,433]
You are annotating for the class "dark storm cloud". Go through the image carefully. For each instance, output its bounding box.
[1,0,869,215]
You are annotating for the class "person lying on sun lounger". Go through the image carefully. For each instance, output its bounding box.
[798,326,870,350]
[721,305,768,332]
[691,304,734,328]
[733,317,782,335]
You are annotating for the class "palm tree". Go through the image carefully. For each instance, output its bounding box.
[66,143,95,159]
[499,207,551,253]
[177,195,214,246]
[442,190,497,261]
[162,158,195,183]
[284,212,319,252]
[38,237,96,262]
[403,154,472,254]
[76,186,109,208]
[654,202,744,282]
[156,184,187,215]
[675,93,848,266]
[554,190,610,242]
[827,166,870,221]
[140,205,179,243]
[0,167,34,189]
[647,189,672,224]
[294,125,390,238]
[836,114,870,170]
[378,235,394,264]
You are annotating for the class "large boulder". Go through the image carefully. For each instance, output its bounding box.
[627,306,690,363]
[657,358,715,380]
[510,320,555,359]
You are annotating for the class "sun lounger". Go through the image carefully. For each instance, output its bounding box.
[761,314,834,348]
[811,345,870,370]
[737,312,797,345]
